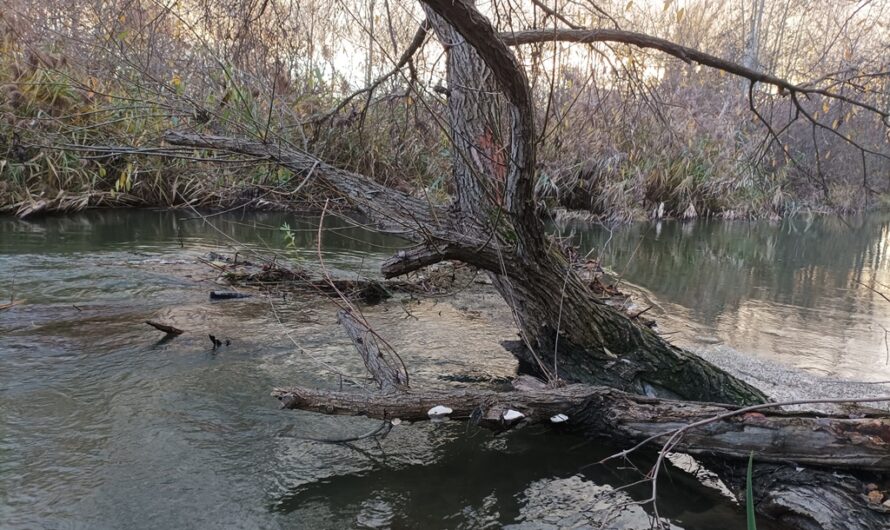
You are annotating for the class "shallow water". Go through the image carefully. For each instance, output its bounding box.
[5,209,886,529]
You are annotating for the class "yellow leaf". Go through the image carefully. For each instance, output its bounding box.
[625,0,633,10]
[677,7,685,22]
[663,0,673,11]
[822,100,830,114]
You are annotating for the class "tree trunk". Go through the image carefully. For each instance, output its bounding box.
[416,1,766,405]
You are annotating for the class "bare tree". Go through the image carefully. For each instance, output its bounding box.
[159,1,890,526]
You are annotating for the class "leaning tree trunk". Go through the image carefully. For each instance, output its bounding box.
[412,2,766,405]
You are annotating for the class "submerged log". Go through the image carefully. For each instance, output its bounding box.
[209,290,252,300]
[721,464,890,530]
[201,252,421,305]
[0,298,24,312]
[336,310,407,391]
[272,383,890,472]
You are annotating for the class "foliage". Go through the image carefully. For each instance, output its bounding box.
[1,1,887,219]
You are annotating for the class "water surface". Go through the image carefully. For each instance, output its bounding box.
[564,214,890,381]
[6,209,888,529]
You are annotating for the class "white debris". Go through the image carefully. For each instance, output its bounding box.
[427,405,453,418]
[390,418,402,426]
[550,413,569,424]
[502,409,525,422]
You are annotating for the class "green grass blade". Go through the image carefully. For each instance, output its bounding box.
[746,452,757,530]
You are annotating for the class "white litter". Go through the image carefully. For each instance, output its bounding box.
[502,409,525,422]
[550,413,569,423]
[427,405,453,417]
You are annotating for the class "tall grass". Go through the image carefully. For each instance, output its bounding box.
[1,12,886,220]
[0,25,452,216]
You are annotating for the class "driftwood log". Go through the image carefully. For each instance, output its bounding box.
[274,383,890,472]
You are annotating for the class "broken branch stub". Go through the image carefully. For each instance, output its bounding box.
[145,320,184,335]
[337,309,408,392]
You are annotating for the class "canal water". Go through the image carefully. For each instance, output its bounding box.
[4,209,890,529]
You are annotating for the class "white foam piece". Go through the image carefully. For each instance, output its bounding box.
[502,409,525,421]
[427,405,453,417]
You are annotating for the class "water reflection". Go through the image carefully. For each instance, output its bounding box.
[1,209,871,529]
[563,214,890,379]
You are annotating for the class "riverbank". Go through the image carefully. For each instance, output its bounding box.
[3,180,885,222]
[0,181,325,218]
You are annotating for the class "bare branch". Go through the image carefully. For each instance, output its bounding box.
[501,28,890,121]
[307,20,431,124]
[163,130,445,234]
[162,131,514,275]
[337,309,408,391]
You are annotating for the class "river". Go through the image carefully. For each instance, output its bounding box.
[4,210,890,529]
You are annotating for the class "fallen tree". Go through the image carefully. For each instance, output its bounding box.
[158,1,890,527]
[274,309,890,528]
[275,366,890,473]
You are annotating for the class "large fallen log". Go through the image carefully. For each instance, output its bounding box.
[274,310,890,529]
[272,383,890,472]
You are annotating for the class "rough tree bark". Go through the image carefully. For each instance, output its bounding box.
[274,371,890,472]
[415,2,770,407]
[162,1,890,527]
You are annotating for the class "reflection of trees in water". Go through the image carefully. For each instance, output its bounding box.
[10,210,890,334]
[565,214,890,326]
[1,210,402,256]
[272,428,737,529]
